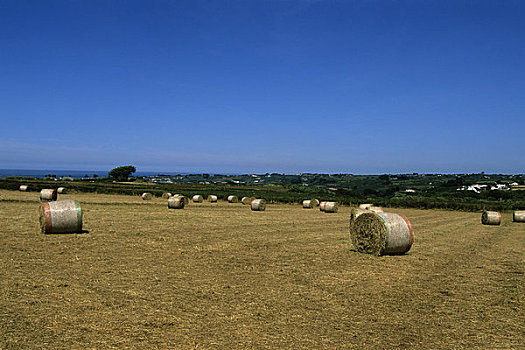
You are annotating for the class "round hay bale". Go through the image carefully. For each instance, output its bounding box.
[513,211,525,222]
[142,192,153,200]
[57,187,67,194]
[481,211,501,225]
[323,202,338,213]
[174,195,189,205]
[241,196,255,205]
[359,203,372,210]
[319,201,327,211]
[40,189,58,201]
[227,195,238,203]
[369,206,383,213]
[19,185,28,191]
[251,199,266,211]
[208,195,218,203]
[351,212,414,255]
[312,199,320,207]
[168,196,185,209]
[39,200,83,234]
[302,199,315,209]
[162,192,172,199]
[192,195,204,203]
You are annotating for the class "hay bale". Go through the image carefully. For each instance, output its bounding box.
[481,211,501,225]
[227,195,238,203]
[241,196,255,205]
[319,201,327,211]
[312,199,320,207]
[351,212,414,255]
[251,199,266,211]
[513,211,525,222]
[302,199,316,209]
[57,187,67,194]
[323,202,338,213]
[350,208,371,222]
[192,195,204,203]
[40,189,58,201]
[168,196,185,209]
[39,200,83,234]
[19,185,28,191]
[142,192,153,200]
[208,195,218,203]
[162,192,172,199]
[174,195,189,205]
[359,203,372,210]
[369,206,383,213]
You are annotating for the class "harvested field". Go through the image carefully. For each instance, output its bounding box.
[0,189,523,349]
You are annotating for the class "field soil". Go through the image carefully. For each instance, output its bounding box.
[1,190,523,349]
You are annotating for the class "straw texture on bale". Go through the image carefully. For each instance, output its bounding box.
[359,204,372,210]
[40,189,58,201]
[168,196,185,209]
[19,185,28,191]
[39,200,83,234]
[350,208,371,222]
[192,195,204,203]
[319,201,327,211]
[57,187,67,194]
[513,211,525,222]
[302,199,315,209]
[208,195,218,203]
[323,202,339,213]
[251,199,266,211]
[162,192,172,199]
[227,195,238,203]
[142,192,153,200]
[481,211,501,225]
[351,212,414,255]
[241,196,255,205]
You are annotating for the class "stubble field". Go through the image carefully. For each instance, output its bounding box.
[1,189,523,349]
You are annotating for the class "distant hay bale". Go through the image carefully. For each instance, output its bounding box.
[350,208,371,222]
[481,211,501,225]
[312,199,320,207]
[323,202,338,213]
[168,196,185,209]
[227,195,238,203]
[369,206,383,213]
[513,211,525,222]
[251,199,266,211]
[302,199,316,209]
[241,196,255,205]
[142,192,153,200]
[162,192,172,199]
[57,187,67,194]
[192,195,204,203]
[359,204,372,210]
[174,195,189,205]
[39,200,83,234]
[319,201,327,211]
[40,189,58,201]
[351,212,414,255]
[19,185,28,191]
[208,195,218,203]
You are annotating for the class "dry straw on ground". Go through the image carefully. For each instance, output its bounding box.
[39,200,83,234]
[251,199,266,211]
[168,196,185,209]
[513,211,525,222]
[227,195,238,203]
[141,192,153,200]
[482,211,501,225]
[350,212,414,255]
[40,189,58,201]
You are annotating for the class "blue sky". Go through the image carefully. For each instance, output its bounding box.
[1,0,524,174]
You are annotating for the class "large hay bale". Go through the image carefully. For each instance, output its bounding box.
[481,211,501,225]
[241,196,255,205]
[57,187,67,194]
[359,203,372,210]
[251,199,266,211]
[227,195,238,203]
[168,196,185,209]
[19,185,28,191]
[192,195,204,203]
[208,195,218,203]
[142,192,153,200]
[39,200,83,234]
[513,211,525,222]
[40,189,57,201]
[302,199,316,209]
[351,212,414,255]
[323,202,338,213]
[162,192,172,199]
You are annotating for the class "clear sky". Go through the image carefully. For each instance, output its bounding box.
[1,0,524,174]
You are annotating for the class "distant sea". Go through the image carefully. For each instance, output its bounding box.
[0,169,180,179]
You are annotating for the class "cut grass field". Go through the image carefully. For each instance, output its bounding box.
[1,189,523,349]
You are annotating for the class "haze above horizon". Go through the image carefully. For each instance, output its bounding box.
[1,1,524,174]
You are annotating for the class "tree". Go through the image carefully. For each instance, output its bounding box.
[108,165,136,182]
